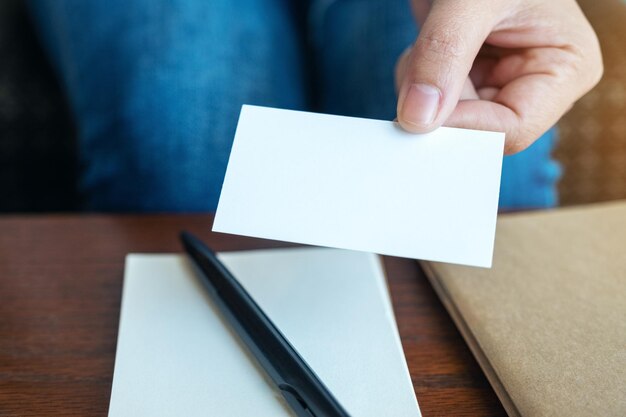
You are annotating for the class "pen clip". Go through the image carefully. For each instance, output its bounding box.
[279,384,316,417]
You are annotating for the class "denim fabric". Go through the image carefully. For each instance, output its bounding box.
[28,0,560,212]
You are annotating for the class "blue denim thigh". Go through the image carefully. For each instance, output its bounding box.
[29,0,309,211]
[500,128,562,208]
[310,0,561,209]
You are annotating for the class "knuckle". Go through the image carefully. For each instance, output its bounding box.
[505,136,530,154]
[415,29,467,65]
[566,29,604,92]
[571,44,603,92]
[588,50,604,89]
[505,123,538,154]
[582,27,604,89]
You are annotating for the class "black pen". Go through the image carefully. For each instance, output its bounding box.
[180,231,350,417]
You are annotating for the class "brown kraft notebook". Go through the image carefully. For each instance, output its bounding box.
[422,201,626,417]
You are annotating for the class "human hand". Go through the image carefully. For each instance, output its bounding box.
[395,0,602,154]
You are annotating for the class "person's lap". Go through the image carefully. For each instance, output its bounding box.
[28,0,560,212]
[29,0,309,211]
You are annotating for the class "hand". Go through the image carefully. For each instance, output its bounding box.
[395,0,603,154]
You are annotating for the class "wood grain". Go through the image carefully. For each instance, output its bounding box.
[0,215,506,416]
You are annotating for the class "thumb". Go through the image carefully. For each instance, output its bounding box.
[397,1,495,132]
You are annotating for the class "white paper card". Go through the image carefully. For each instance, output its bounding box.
[108,248,421,416]
[214,105,504,268]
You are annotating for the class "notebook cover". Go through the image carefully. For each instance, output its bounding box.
[422,201,626,417]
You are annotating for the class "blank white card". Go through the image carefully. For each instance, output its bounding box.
[214,106,504,268]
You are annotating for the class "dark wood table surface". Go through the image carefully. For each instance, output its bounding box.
[0,214,507,416]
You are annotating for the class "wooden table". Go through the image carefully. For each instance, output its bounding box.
[0,215,506,416]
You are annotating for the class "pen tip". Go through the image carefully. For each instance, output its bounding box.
[179,230,195,246]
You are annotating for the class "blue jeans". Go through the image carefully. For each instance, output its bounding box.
[29,0,560,212]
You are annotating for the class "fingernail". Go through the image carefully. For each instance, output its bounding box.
[402,83,441,127]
